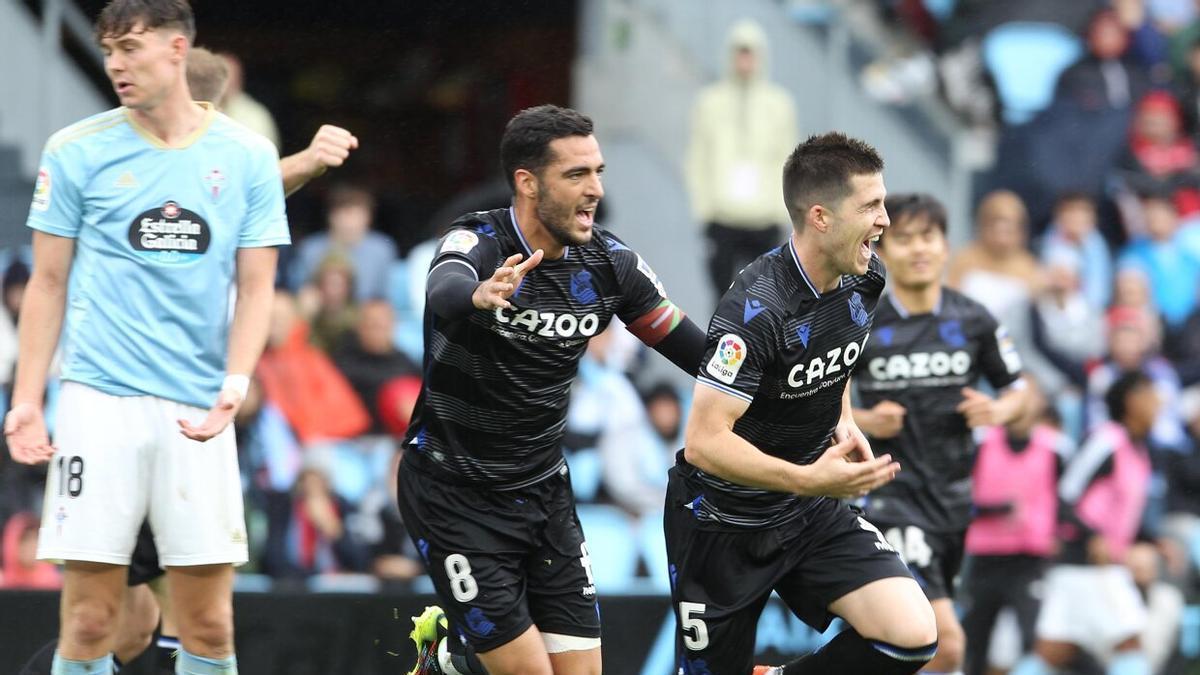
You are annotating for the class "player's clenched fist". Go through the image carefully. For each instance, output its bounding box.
[472,250,544,310]
[800,436,900,499]
[304,124,358,178]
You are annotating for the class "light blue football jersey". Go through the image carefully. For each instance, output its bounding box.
[27,105,289,408]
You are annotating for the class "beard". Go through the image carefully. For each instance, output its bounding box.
[535,189,594,247]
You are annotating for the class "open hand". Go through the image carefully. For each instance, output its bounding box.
[472,250,544,310]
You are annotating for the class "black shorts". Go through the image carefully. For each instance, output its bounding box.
[664,466,913,674]
[128,521,164,587]
[867,515,964,602]
[396,460,600,653]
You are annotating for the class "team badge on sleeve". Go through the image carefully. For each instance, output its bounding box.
[996,325,1022,374]
[441,230,480,255]
[31,167,51,212]
[706,333,747,384]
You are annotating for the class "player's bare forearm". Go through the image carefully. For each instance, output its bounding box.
[994,380,1029,426]
[280,124,358,197]
[279,152,315,197]
[227,247,279,377]
[12,232,75,406]
[684,383,809,493]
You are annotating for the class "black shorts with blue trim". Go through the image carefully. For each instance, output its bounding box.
[396,458,601,653]
[664,464,913,675]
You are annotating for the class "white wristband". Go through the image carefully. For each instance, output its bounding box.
[221,374,250,400]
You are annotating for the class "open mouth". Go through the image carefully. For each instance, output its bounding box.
[575,207,595,228]
[115,81,133,96]
[860,233,881,259]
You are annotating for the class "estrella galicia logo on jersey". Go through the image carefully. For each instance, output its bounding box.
[796,323,811,347]
[849,291,869,327]
[876,326,894,346]
[570,269,599,304]
[128,201,211,261]
[706,333,746,384]
[465,608,496,637]
[743,298,766,323]
[939,320,966,348]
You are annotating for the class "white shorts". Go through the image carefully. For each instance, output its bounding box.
[37,381,248,567]
[1036,564,1146,656]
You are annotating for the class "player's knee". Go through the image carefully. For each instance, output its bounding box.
[878,600,938,649]
[178,603,233,655]
[925,622,965,670]
[63,598,120,646]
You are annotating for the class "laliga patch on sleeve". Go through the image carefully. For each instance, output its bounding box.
[706,333,747,384]
[441,230,479,255]
[996,325,1022,374]
[31,166,51,212]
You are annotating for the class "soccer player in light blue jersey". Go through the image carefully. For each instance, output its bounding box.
[5,1,286,673]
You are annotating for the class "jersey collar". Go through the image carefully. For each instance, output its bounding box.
[508,206,570,261]
[787,236,840,299]
[886,290,942,318]
[124,101,215,150]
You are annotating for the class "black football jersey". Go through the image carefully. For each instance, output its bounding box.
[403,207,677,489]
[856,289,1023,532]
[688,240,886,528]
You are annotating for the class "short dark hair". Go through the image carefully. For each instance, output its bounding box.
[1105,370,1152,423]
[500,105,594,191]
[782,132,884,227]
[1054,190,1094,211]
[95,0,195,43]
[880,193,946,247]
[327,185,376,214]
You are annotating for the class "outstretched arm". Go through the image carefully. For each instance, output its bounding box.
[280,125,359,196]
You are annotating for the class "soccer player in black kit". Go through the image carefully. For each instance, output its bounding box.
[853,193,1027,674]
[667,132,938,675]
[397,105,707,675]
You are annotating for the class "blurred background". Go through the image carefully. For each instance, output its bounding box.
[2,0,1200,672]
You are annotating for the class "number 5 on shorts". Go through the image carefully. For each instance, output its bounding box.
[445,553,479,602]
[679,602,709,650]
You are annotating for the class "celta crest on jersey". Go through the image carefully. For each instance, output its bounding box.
[202,168,226,201]
[128,201,211,260]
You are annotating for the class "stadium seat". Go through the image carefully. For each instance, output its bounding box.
[565,449,603,502]
[982,22,1082,125]
[386,259,412,317]
[638,511,671,591]
[575,504,639,593]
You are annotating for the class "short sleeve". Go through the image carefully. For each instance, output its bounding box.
[428,225,497,279]
[976,311,1022,390]
[695,281,777,403]
[26,143,86,238]
[605,232,671,325]
[238,144,290,248]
